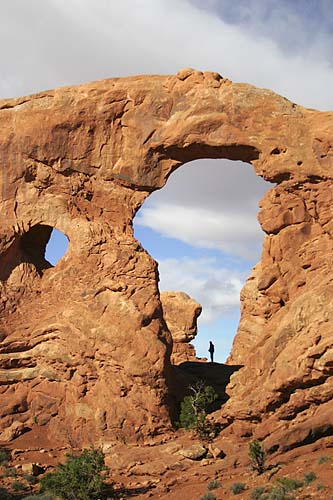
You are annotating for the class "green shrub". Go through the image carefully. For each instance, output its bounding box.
[22,494,55,500]
[179,381,218,441]
[275,477,303,490]
[318,455,329,465]
[0,448,10,465]
[269,487,295,500]
[23,473,38,484]
[40,448,108,500]
[248,440,266,475]
[250,486,268,500]
[11,480,28,492]
[207,479,221,490]
[198,493,216,500]
[230,482,246,495]
[316,482,325,491]
[268,477,303,500]
[0,486,13,500]
[303,471,316,484]
[4,466,17,477]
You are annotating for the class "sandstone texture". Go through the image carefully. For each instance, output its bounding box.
[0,68,333,452]
[160,291,202,364]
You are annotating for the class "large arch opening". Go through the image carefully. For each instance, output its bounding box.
[134,159,271,363]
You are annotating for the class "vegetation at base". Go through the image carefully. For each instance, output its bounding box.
[250,486,268,500]
[303,471,316,484]
[248,440,266,475]
[265,476,304,500]
[318,455,329,465]
[22,494,56,500]
[11,480,29,491]
[207,479,221,490]
[198,477,221,499]
[23,473,38,484]
[0,486,13,500]
[3,466,17,477]
[40,448,109,500]
[0,448,11,465]
[249,469,329,500]
[198,492,216,500]
[178,380,219,441]
[230,482,246,495]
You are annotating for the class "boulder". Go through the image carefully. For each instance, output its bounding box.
[160,291,202,364]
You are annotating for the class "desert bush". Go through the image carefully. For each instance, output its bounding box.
[230,482,246,494]
[198,492,216,500]
[4,466,17,477]
[11,480,29,492]
[0,448,10,465]
[318,455,329,465]
[207,479,221,490]
[250,486,268,500]
[40,448,108,500]
[0,486,13,500]
[275,477,303,490]
[248,440,266,475]
[179,381,218,441]
[303,471,316,484]
[269,487,295,500]
[22,494,55,500]
[23,473,38,484]
[268,476,303,500]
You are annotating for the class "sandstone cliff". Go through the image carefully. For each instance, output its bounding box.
[0,68,332,451]
[160,291,202,365]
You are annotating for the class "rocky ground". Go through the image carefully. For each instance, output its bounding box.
[1,424,333,499]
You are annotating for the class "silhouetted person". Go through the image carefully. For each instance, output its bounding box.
[208,341,215,363]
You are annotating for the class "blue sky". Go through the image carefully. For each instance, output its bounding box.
[2,0,333,361]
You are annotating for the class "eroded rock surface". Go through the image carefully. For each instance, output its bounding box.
[0,68,332,451]
[160,291,202,364]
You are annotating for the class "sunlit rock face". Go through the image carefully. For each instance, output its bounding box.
[160,291,202,364]
[0,68,332,450]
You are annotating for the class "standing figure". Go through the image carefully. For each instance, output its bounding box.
[208,341,215,363]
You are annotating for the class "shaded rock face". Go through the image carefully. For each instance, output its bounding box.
[160,291,202,364]
[0,68,332,450]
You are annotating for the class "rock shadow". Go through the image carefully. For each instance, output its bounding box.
[175,361,243,410]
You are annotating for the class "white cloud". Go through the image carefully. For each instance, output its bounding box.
[135,159,269,260]
[158,257,246,323]
[137,202,262,259]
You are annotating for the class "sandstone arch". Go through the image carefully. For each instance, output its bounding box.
[0,68,332,451]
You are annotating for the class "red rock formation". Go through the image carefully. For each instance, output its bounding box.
[160,291,202,364]
[0,68,332,450]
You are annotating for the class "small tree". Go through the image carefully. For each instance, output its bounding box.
[40,448,108,500]
[248,440,266,475]
[179,381,218,441]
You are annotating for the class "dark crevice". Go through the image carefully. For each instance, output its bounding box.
[163,143,260,164]
[265,375,328,413]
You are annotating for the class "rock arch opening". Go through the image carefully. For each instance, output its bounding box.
[45,228,69,266]
[134,158,270,363]
[0,224,69,282]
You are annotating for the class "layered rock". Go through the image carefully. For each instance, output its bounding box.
[160,291,202,364]
[225,180,333,452]
[0,68,332,450]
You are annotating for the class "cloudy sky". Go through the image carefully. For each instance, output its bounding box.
[1,0,332,361]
